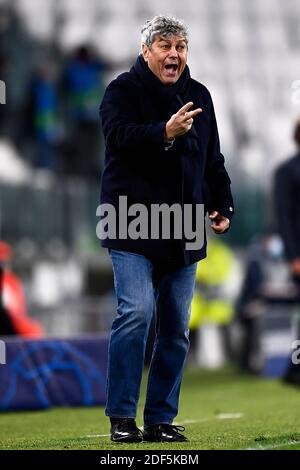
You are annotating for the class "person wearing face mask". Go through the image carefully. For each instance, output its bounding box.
[235,233,287,375]
[274,119,300,386]
[99,15,234,443]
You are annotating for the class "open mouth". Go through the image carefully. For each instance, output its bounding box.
[164,64,178,73]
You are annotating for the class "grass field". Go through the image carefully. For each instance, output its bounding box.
[1,367,300,450]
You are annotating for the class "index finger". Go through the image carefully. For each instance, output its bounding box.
[183,108,202,120]
[178,102,194,115]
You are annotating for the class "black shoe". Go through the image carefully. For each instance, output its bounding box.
[110,418,143,443]
[143,423,188,442]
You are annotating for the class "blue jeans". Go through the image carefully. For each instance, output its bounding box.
[106,249,197,426]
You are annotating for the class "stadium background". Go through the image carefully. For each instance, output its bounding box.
[0,0,300,450]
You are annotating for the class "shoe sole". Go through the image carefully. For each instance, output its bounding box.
[111,436,143,443]
[143,437,188,443]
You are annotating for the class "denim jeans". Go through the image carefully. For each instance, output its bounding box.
[105,249,197,426]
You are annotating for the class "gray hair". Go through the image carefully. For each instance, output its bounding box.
[141,15,189,50]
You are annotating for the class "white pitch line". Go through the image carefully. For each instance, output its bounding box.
[80,413,244,439]
[244,440,300,451]
[217,413,243,420]
[172,418,215,425]
[174,414,243,425]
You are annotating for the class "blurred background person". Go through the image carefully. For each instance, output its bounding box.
[61,45,108,179]
[0,240,44,337]
[189,238,235,368]
[26,62,62,171]
[235,232,288,375]
[0,245,15,335]
[274,119,300,385]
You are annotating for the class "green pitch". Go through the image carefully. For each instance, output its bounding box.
[1,368,300,450]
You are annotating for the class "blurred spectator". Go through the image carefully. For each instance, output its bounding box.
[26,63,62,170]
[274,119,300,385]
[236,233,288,374]
[189,238,235,366]
[62,45,108,179]
[0,241,44,337]
[0,265,15,335]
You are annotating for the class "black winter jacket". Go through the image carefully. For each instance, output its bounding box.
[274,152,300,261]
[99,55,234,269]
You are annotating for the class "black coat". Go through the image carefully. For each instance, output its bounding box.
[274,152,300,261]
[99,55,234,269]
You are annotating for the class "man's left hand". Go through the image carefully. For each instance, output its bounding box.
[209,211,230,234]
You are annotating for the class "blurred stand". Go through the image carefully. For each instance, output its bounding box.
[0,5,113,180]
[0,6,114,338]
[0,177,116,337]
[1,0,300,355]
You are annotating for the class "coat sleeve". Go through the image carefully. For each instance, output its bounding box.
[274,165,300,261]
[204,91,234,222]
[99,78,166,154]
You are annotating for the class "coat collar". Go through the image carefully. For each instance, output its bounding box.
[131,55,199,156]
[131,55,191,107]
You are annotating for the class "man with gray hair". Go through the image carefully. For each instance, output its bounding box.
[99,15,234,443]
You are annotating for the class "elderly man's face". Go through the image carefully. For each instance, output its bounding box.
[142,35,188,85]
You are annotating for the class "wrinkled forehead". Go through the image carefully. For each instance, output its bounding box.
[154,34,188,44]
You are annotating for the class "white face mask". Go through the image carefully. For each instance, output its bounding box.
[266,236,284,258]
